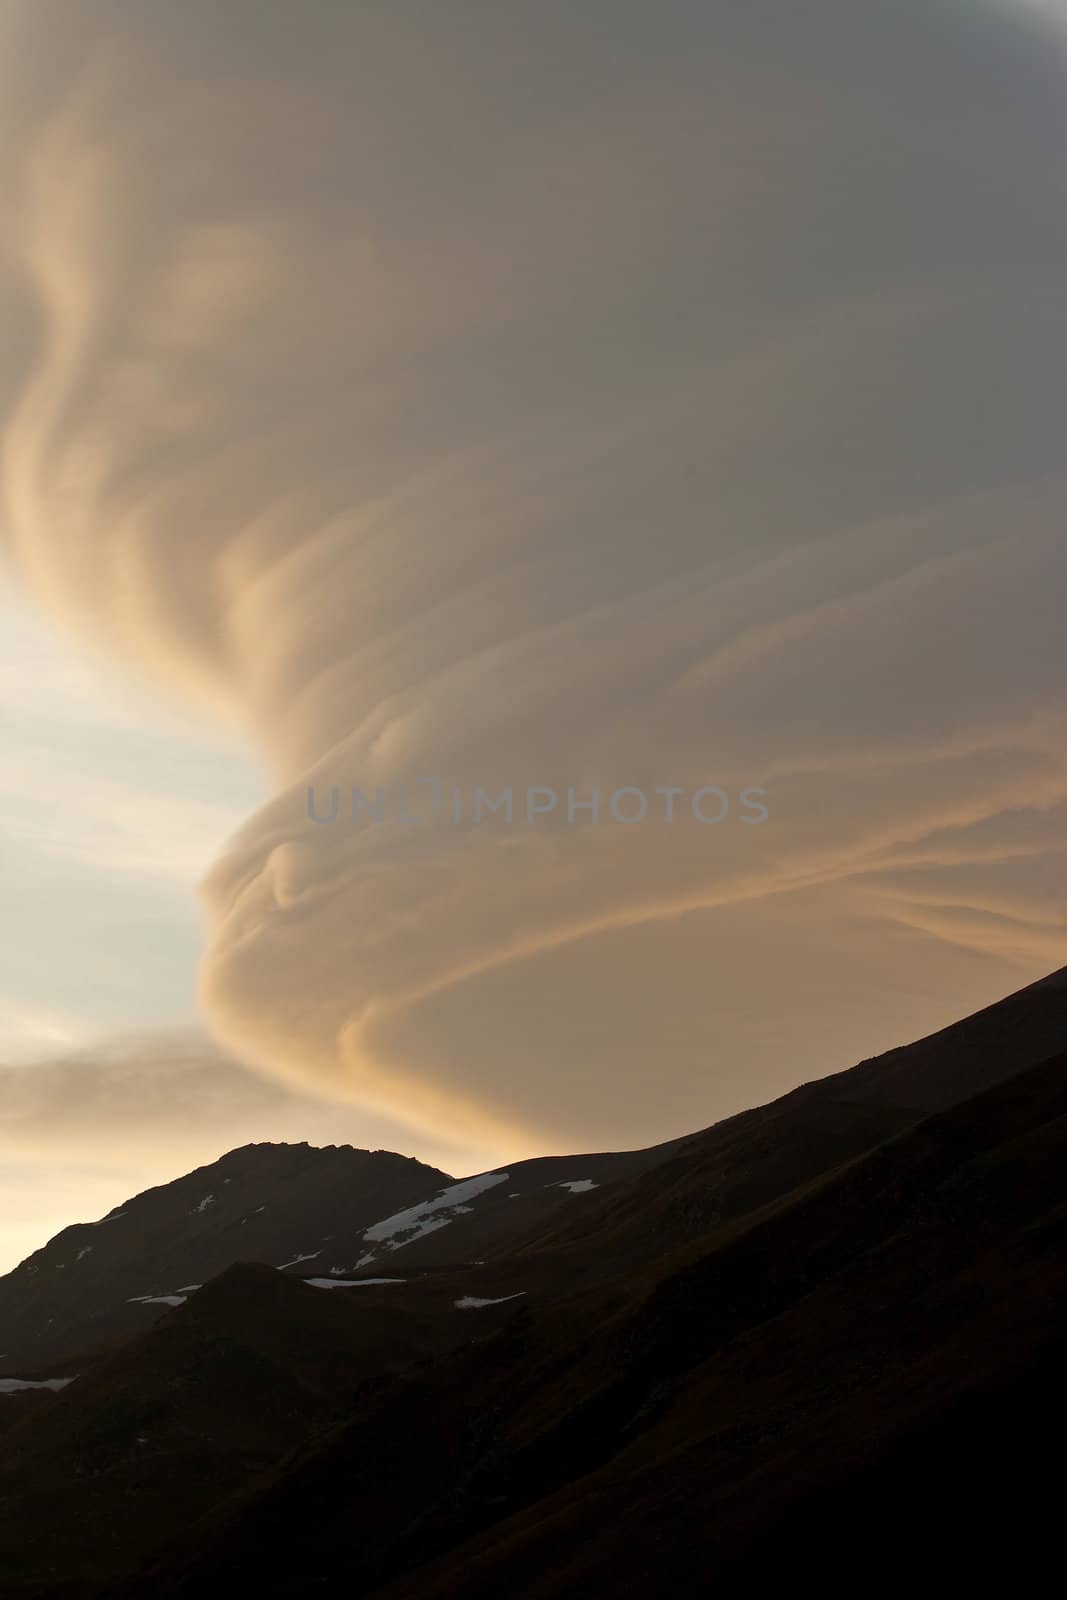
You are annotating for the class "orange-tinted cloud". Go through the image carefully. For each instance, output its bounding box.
[1,2,1065,1148]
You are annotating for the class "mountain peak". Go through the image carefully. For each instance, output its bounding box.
[0,1139,454,1367]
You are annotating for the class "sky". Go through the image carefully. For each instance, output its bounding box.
[1,0,1066,1272]
[0,581,263,1055]
[0,586,522,1270]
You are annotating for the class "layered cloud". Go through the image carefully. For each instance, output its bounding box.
[0,1030,505,1274]
[1,2,1065,1149]
[0,1029,494,1174]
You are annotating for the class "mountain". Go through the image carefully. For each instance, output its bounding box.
[147,1047,1067,1600]
[0,1142,450,1371]
[0,967,1064,1595]
[0,1138,679,1373]
[6,967,1065,1377]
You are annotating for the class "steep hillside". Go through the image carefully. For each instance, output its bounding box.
[144,1048,1067,1599]
[506,962,1067,1273]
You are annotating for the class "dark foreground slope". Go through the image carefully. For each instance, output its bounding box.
[142,1048,1067,1599]
[0,1264,490,1592]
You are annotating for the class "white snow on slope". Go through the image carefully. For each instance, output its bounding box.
[128,1284,202,1308]
[304,1277,404,1289]
[193,1194,216,1214]
[549,1179,599,1194]
[278,1250,320,1270]
[0,1377,76,1394]
[360,1172,510,1258]
[455,1293,526,1310]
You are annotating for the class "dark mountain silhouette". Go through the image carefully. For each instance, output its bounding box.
[0,1139,682,1373]
[0,1142,450,1371]
[147,1047,1067,1600]
[0,967,1064,1596]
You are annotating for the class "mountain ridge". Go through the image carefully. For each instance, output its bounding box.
[0,968,1064,1595]
[4,966,1066,1372]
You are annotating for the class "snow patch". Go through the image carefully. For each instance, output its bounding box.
[304,1277,404,1289]
[128,1282,201,1307]
[362,1172,509,1254]
[0,1377,76,1394]
[549,1179,599,1194]
[193,1194,216,1214]
[278,1250,320,1270]
[455,1293,526,1310]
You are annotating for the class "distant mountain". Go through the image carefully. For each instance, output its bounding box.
[0,1135,674,1372]
[0,967,1064,1596]
[6,968,1065,1377]
[0,1142,450,1369]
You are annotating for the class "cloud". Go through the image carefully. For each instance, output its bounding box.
[0,1029,509,1272]
[1,2,1065,1148]
[0,1029,497,1171]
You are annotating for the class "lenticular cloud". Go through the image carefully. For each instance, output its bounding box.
[2,2,1066,1149]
